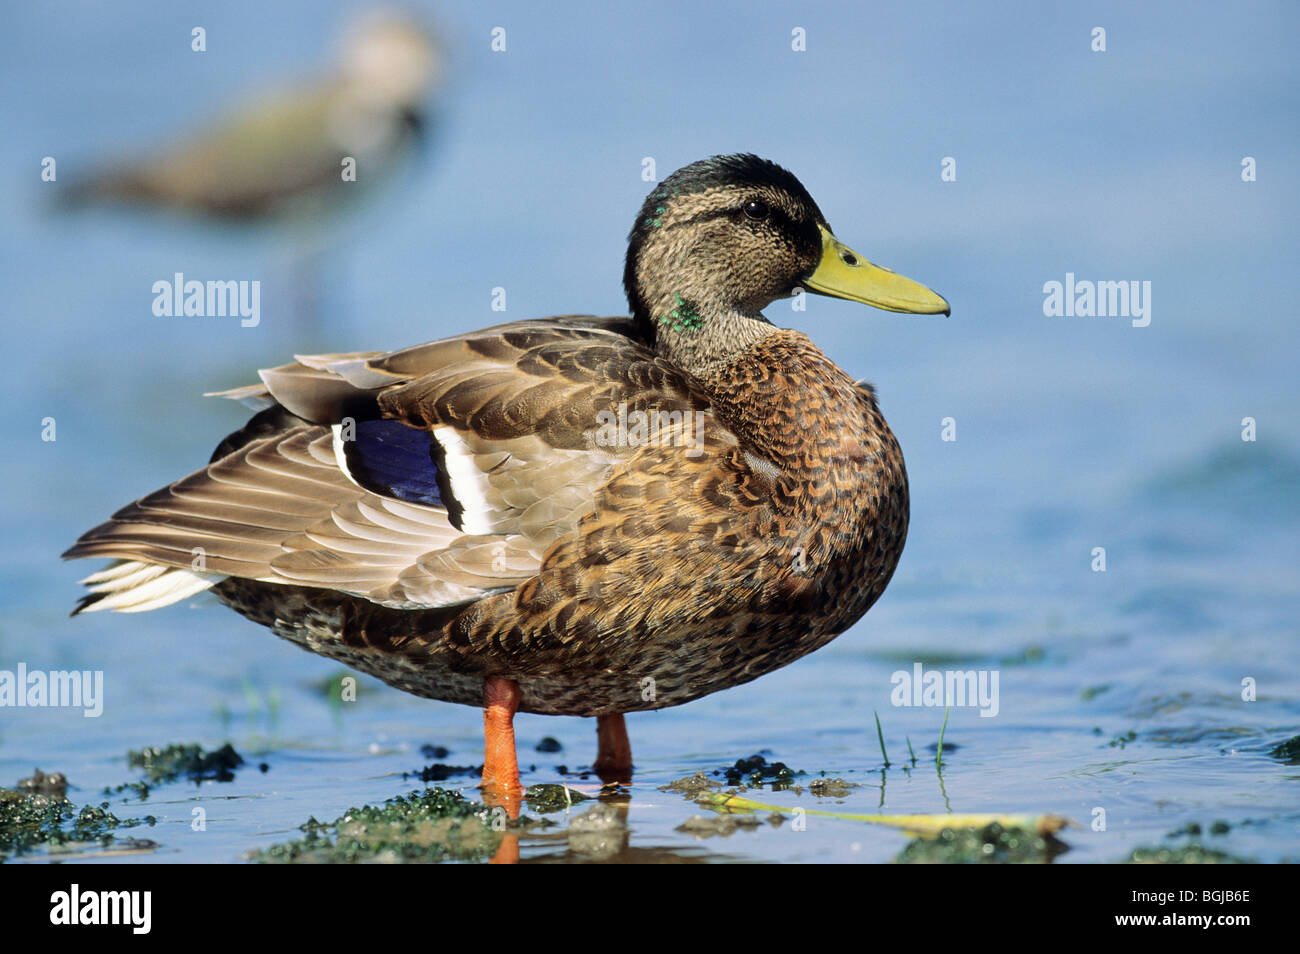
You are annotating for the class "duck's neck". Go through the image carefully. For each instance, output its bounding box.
[646,302,781,377]
[634,260,782,374]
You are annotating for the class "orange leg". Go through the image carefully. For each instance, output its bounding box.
[593,712,633,783]
[488,833,520,865]
[481,676,525,818]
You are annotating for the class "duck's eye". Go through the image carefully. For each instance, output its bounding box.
[742,199,769,220]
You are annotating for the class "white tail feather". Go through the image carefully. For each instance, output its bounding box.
[79,560,222,613]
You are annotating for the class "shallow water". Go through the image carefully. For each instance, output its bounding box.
[2,1,1297,863]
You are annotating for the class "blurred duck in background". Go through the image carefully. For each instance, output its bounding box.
[62,9,442,221]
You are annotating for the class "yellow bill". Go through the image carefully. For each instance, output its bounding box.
[804,224,950,315]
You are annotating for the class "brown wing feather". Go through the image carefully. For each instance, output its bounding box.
[65,316,721,612]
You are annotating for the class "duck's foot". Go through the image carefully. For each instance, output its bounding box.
[593,712,633,784]
[481,676,525,818]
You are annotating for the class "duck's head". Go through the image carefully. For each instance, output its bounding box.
[624,154,948,372]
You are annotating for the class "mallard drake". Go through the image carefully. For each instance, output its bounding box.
[61,10,440,219]
[64,154,949,810]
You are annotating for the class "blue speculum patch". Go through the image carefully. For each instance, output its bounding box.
[343,419,445,507]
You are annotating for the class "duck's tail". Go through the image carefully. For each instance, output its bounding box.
[69,559,221,616]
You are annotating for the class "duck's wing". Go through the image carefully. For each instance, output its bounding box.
[64,316,712,613]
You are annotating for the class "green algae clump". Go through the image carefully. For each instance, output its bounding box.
[252,787,511,863]
[1269,734,1300,763]
[0,777,156,861]
[524,783,590,813]
[1124,844,1253,864]
[894,822,1067,864]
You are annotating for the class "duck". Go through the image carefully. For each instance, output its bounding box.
[63,154,949,813]
[60,9,441,220]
